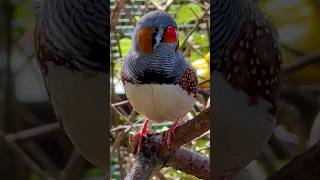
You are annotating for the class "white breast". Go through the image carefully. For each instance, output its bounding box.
[212,71,275,172]
[124,83,195,123]
[43,62,107,170]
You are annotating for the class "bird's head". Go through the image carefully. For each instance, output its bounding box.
[132,11,179,54]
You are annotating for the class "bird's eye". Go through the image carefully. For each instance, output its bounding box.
[154,27,159,32]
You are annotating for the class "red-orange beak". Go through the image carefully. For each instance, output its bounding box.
[162,26,178,43]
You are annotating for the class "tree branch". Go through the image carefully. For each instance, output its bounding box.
[267,140,320,180]
[166,147,210,179]
[125,108,210,180]
[284,52,320,73]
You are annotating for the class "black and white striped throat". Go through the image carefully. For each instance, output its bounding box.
[122,43,186,84]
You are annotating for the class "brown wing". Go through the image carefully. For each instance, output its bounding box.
[178,66,198,98]
[219,18,283,114]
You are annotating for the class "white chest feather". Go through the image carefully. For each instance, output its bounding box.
[43,62,106,169]
[212,71,275,170]
[124,83,195,122]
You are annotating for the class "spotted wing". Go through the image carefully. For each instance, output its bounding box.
[178,66,198,98]
[218,18,283,113]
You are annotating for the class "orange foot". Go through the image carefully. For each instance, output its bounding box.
[166,116,184,146]
[133,120,151,154]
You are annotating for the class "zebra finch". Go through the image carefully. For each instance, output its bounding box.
[120,11,198,154]
[212,0,283,179]
[34,0,108,170]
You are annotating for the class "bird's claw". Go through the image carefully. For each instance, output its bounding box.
[133,127,150,154]
[166,124,177,146]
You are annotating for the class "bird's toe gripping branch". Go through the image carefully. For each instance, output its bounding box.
[133,119,151,154]
[166,115,184,146]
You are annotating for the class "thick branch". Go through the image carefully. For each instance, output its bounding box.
[267,141,320,180]
[125,108,210,180]
[166,147,210,179]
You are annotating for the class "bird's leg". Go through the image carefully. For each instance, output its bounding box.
[166,115,184,146]
[133,119,151,154]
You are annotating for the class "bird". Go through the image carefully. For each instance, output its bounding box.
[120,11,198,153]
[212,0,283,179]
[34,0,108,170]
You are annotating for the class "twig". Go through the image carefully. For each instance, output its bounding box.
[0,131,54,179]
[112,100,129,107]
[284,52,320,73]
[308,111,320,147]
[192,130,210,142]
[297,84,320,93]
[150,0,174,11]
[125,108,210,179]
[110,110,138,154]
[189,0,208,9]
[198,78,210,86]
[155,171,167,180]
[110,122,173,132]
[190,8,200,19]
[180,32,205,56]
[195,145,210,152]
[58,151,86,180]
[111,99,137,128]
[118,147,126,179]
[120,0,137,26]
[24,142,59,174]
[180,7,210,49]
[5,122,60,141]
[111,103,130,121]
[280,42,306,57]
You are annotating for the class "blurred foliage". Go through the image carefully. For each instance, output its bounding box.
[262,0,320,83]
[175,3,202,24]
[192,52,210,88]
[119,37,132,56]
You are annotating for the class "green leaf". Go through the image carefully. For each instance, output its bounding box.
[168,5,178,12]
[176,3,202,24]
[118,115,126,124]
[189,52,202,62]
[159,126,169,132]
[195,139,208,148]
[113,60,121,75]
[134,16,141,22]
[119,37,132,57]
[178,34,185,45]
[192,32,209,47]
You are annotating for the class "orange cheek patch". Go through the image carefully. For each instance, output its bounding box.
[137,27,154,54]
